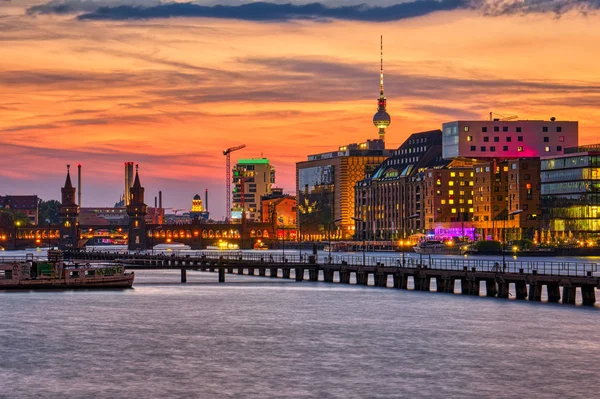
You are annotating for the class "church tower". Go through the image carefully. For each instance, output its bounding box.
[127,165,148,250]
[59,165,80,248]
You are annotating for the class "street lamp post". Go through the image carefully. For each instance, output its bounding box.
[278,217,285,262]
[403,213,420,267]
[328,218,342,264]
[351,217,366,267]
[503,209,523,271]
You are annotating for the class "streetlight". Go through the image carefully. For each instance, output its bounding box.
[46,219,51,251]
[278,217,286,262]
[351,217,366,267]
[503,209,523,271]
[328,217,342,264]
[402,213,420,266]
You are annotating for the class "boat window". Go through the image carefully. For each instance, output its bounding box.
[69,271,80,278]
[85,270,95,277]
[0,270,13,279]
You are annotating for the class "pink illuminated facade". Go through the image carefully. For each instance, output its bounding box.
[442,119,578,160]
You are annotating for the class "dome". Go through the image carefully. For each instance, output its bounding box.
[193,194,201,200]
[373,111,391,129]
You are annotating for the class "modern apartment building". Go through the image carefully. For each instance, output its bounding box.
[232,158,275,222]
[442,119,578,160]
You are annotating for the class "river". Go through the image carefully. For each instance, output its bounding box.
[0,248,599,398]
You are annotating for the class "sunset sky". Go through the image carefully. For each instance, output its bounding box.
[1,0,600,219]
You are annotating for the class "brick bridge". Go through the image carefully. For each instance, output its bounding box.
[0,167,277,251]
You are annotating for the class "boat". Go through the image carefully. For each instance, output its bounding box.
[413,240,461,255]
[0,251,134,289]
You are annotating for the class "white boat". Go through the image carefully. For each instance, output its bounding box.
[413,240,460,255]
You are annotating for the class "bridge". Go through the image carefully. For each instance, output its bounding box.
[61,250,600,307]
[0,166,279,251]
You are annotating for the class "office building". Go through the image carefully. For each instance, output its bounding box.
[541,145,600,240]
[297,140,391,240]
[442,119,578,160]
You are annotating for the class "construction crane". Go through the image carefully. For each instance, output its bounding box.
[223,144,246,221]
[489,112,518,121]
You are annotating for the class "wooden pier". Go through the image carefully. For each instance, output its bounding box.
[54,250,600,306]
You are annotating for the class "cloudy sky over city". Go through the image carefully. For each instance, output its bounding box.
[2,0,600,218]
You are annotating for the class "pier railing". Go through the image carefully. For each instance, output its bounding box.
[2,250,598,278]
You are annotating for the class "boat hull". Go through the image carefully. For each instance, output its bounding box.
[0,275,134,290]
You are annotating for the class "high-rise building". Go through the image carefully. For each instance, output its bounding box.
[442,119,578,160]
[232,158,275,221]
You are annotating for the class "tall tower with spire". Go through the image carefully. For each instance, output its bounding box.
[127,164,148,250]
[373,35,391,142]
[59,164,80,248]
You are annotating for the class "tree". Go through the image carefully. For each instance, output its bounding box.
[38,199,61,225]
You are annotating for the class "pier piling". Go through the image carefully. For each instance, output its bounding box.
[218,268,225,283]
[181,269,187,283]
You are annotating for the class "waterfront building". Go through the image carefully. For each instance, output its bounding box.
[473,158,541,241]
[297,139,391,240]
[541,145,600,240]
[422,158,476,239]
[0,195,39,225]
[442,119,578,160]
[354,130,442,241]
[261,189,296,226]
[232,158,275,222]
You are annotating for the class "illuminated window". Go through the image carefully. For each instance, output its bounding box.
[464,126,470,132]
[450,172,456,177]
[470,172,474,177]
[459,172,464,177]
[451,208,457,213]
[467,136,473,142]
[545,146,550,152]
[503,166,508,172]
[448,181,454,186]
[449,200,454,204]
[449,190,454,195]
[469,181,474,186]
[518,146,523,152]
[468,199,473,204]
[469,208,474,213]
[441,200,446,204]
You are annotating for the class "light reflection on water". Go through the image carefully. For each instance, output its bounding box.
[0,269,599,398]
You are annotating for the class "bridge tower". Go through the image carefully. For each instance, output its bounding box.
[127,165,148,250]
[58,165,80,248]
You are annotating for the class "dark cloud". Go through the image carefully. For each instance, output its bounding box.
[26,0,600,21]
[27,0,469,21]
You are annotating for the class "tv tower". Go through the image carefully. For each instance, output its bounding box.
[372,35,391,142]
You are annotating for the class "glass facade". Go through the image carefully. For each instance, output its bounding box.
[541,152,600,236]
[442,122,459,159]
[298,165,335,238]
